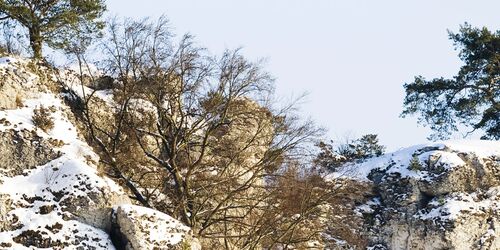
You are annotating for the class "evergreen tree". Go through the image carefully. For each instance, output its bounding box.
[402,23,500,140]
[0,0,106,59]
[350,134,385,159]
[315,134,385,171]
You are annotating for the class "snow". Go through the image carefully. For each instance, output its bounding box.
[0,57,39,86]
[58,66,116,106]
[334,140,500,182]
[355,198,381,215]
[0,57,195,249]
[0,91,123,192]
[416,187,500,221]
[0,90,123,248]
[0,209,114,250]
[116,204,191,246]
[0,57,17,66]
[443,140,500,157]
[65,78,116,105]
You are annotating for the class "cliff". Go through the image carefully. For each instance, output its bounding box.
[342,141,500,249]
[1,56,499,250]
[0,57,196,249]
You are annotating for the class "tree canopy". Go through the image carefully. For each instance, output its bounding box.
[402,23,500,140]
[0,0,106,58]
[67,17,326,248]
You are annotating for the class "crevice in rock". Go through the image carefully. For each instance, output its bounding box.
[110,210,128,250]
[418,192,435,209]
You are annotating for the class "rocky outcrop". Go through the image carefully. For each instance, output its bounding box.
[348,141,500,250]
[111,205,199,250]
[0,58,37,110]
[0,129,60,177]
[0,57,195,249]
[0,90,131,248]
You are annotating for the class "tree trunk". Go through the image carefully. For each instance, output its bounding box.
[29,26,43,59]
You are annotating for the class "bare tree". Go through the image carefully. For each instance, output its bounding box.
[68,17,325,249]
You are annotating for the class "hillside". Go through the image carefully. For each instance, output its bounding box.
[338,141,500,249]
[0,56,499,249]
[0,57,196,249]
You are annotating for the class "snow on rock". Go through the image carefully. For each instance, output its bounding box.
[111,205,197,250]
[339,140,500,182]
[0,57,198,249]
[0,57,42,110]
[344,140,500,249]
[0,70,129,248]
[58,65,117,106]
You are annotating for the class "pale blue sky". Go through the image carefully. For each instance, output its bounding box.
[106,0,500,150]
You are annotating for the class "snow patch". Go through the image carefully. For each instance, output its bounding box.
[0,91,123,248]
[334,140,500,182]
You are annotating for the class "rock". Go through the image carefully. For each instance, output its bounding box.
[0,56,198,249]
[351,141,500,249]
[58,181,132,231]
[0,57,49,110]
[0,71,130,248]
[111,205,196,250]
[0,194,13,232]
[0,129,59,177]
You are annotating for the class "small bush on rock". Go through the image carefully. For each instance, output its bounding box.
[32,106,54,132]
[409,156,423,171]
[15,95,23,108]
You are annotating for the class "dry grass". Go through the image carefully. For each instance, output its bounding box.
[15,95,24,108]
[32,105,54,132]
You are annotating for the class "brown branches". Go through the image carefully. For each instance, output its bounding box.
[71,16,324,249]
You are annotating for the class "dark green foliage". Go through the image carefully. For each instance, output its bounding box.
[315,134,386,171]
[402,23,500,140]
[339,134,386,160]
[0,0,106,58]
[408,155,423,171]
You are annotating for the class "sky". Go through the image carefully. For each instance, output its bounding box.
[105,0,500,151]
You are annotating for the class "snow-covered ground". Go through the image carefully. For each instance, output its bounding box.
[0,87,122,248]
[113,205,191,247]
[416,187,500,220]
[335,140,500,182]
[0,56,194,249]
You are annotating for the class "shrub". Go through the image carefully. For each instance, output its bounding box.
[15,95,23,108]
[408,155,423,171]
[32,105,54,132]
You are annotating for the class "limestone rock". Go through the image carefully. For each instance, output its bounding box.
[0,76,131,248]
[111,204,197,250]
[0,129,59,177]
[348,141,500,250]
[0,56,197,249]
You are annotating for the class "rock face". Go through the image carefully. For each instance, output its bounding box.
[0,57,194,249]
[0,129,59,177]
[0,58,40,110]
[111,205,197,250]
[349,141,500,250]
[0,77,130,248]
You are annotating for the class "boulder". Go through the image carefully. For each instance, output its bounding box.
[111,204,198,250]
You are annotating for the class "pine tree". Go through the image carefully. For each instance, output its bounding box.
[352,134,385,159]
[0,0,106,59]
[314,134,385,171]
[402,23,500,140]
